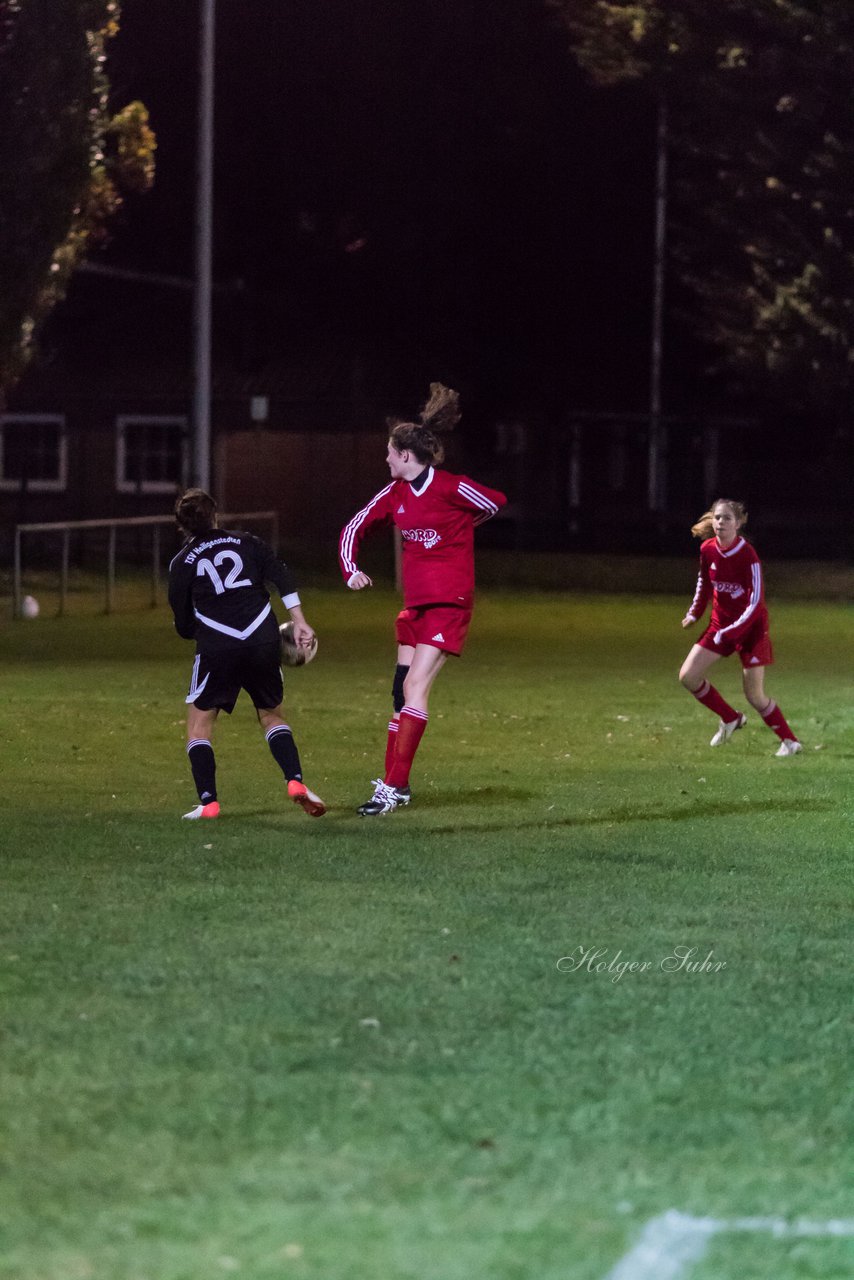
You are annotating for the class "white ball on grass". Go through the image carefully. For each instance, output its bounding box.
[21,595,40,619]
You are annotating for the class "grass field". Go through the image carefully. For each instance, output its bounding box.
[1,585,852,1280]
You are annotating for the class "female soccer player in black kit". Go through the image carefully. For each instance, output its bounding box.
[168,488,326,819]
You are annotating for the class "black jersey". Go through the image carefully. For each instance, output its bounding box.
[168,528,299,654]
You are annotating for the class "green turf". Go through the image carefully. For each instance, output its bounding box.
[1,588,852,1280]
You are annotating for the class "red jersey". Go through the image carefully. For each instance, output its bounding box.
[339,466,507,608]
[686,535,768,643]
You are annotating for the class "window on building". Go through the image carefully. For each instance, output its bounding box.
[116,415,188,494]
[0,414,68,491]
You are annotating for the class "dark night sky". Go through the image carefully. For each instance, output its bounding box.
[96,0,696,419]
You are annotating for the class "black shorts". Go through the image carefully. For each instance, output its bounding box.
[185,641,283,714]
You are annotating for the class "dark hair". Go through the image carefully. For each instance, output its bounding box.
[388,383,461,465]
[175,488,218,536]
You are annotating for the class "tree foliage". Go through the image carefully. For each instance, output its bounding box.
[0,0,155,391]
[549,0,854,404]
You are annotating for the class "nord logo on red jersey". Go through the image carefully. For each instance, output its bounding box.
[402,528,441,549]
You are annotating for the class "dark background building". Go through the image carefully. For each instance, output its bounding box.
[3,0,851,559]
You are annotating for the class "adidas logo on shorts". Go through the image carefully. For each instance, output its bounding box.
[431,632,445,642]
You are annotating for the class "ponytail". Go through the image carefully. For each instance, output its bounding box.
[388,383,461,465]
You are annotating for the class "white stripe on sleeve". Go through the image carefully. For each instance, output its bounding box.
[457,480,499,525]
[340,483,395,575]
[688,569,706,619]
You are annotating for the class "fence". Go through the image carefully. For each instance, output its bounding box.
[11,511,278,618]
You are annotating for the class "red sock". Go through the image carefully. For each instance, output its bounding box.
[760,700,797,743]
[386,706,428,788]
[384,718,399,776]
[691,680,740,722]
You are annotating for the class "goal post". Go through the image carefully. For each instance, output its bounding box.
[11,510,279,618]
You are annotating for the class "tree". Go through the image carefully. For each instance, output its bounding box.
[0,0,155,391]
[548,0,854,405]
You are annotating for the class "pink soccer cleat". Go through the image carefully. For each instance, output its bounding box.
[182,800,220,820]
[288,779,327,817]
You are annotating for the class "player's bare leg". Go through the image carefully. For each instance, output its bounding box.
[257,705,326,817]
[401,643,448,713]
[742,666,801,756]
[679,645,746,745]
[741,664,768,711]
[679,644,723,693]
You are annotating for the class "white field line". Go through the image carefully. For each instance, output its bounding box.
[603,1210,854,1280]
[603,1211,719,1280]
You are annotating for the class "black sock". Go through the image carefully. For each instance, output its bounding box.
[265,724,302,782]
[187,739,217,803]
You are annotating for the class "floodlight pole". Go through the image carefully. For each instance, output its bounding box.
[647,88,668,514]
[192,0,216,492]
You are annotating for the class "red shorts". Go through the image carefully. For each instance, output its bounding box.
[697,620,774,668]
[395,604,472,656]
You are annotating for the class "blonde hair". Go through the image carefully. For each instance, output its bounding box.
[691,498,748,540]
[388,383,461,465]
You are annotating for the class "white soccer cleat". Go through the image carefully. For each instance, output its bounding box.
[357,779,400,817]
[709,712,747,747]
[775,739,803,757]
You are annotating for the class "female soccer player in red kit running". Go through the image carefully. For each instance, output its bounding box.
[679,498,802,756]
[339,384,507,814]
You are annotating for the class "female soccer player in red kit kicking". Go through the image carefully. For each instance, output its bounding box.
[679,498,802,756]
[339,384,507,815]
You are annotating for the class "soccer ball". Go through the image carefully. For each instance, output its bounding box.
[279,621,318,667]
[21,595,40,619]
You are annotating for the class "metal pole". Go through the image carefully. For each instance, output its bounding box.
[703,422,719,500]
[568,422,582,513]
[60,529,70,616]
[151,524,161,607]
[192,0,216,492]
[106,524,116,614]
[647,88,668,514]
[13,527,21,618]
